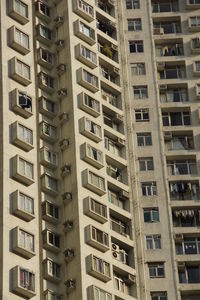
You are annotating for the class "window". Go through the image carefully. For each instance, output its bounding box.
[88,170,105,191]
[151,291,168,300]
[18,157,33,179]
[38,24,52,41]
[41,147,57,166]
[44,290,62,300]
[146,235,162,250]
[139,158,154,171]
[108,189,124,209]
[80,44,97,65]
[148,263,165,278]
[80,21,92,37]
[126,0,140,9]
[42,201,59,220]
[85,118,102,138]
[194,61,200,71]
[91,226,109,247]
[144,208,159,222]
[92,255,111,277]
[36,1,50,17]
[43,230,60,248]
[15,27,29,49]
[82,93,100,113]
[135,109,149,122]
[86,143,103,165]
[129,40,143,53]
[142,182,157,196]
[131,63,146,76]
[39,48,53,65]
[83,69,98,87]
[16,59,31,80]
[18,123,33,145]
[42,173,58,194]
[77,0,94,18]
[189,16,200,27]
[92,286,112,300]
[19,268,35,291]
[90,198,107,219]
[39,72,54,89]
[41,121,57,141]
[133,85,148,99]
[46,259,60,278]
[18,228,34,252]
[18,192,34,215]
[137,132,152,146]
[128,19,142,31]
[18,91,32,112]
[13,0,28,18]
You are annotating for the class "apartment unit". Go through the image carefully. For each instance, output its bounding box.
[0,0,199,300]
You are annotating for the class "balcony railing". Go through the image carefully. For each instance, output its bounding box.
[165,136,194,151]
[160,89,188,103]
[179,266,200,284]
[173,209,200,227]
[152,1,179,12]
[97,20,116,40]
[176,239,200,255]
[159,68,185,79]
[169,182,200,201]
[154,23,181,34]
[107,165,123,183]
[155,44,183,57]
[105,137,122,157]
[97,1,113,16]
[110,218,130,238]
[100,68,117,84]
[167,161,197,176]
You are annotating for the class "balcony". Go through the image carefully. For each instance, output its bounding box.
[101,89,122,110]
[158,64,186,80]
[97,17,117,41]
[100,65,120,87]
[155,42,184,57]
[176,237,200,255]
[160,86,188,103]
[167,160,197,176]
[162,111,191,127]
[96,0,115,18]
[107,163,127,186]
[73,0,94,22]
[110,215,131,239]
[179,264,200,284]
[152,1,179,13]
[153,21,181,35]
[169,182,200,201]
[173,209,200,227]
[165,135,194,151]
[98,40,119,63]
[191,37,200,54]
[105,136,125,159]
[186,0,200,9]
[103,111,124,133]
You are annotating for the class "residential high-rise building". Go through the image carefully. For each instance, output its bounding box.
[0,0,199,300]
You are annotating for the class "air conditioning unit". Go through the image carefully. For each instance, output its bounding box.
[159,84,167,90]
[119,190,129,200]
[116,137,125,147]
[62,192,72,203]
[59,138,70,150]
[102,93,109,101]
[115,113,123,122]
[55,39,65,49]
[113,67,120,75]
[174,234,184,241]
[59,112,69,125]
[154,27,164,35]
[112,251,120,260]
[157,62,165,70]
[54,16,64,27]
[64,248,74,261]
[61,164,71,176]
[164,131,172,140]
[125,274,136,285]
[56,64,66,75]
[57,88,67,97]
[112,243,120,252]
[65,279,76,292]
[111,44,118,51]
[63,220,73,232]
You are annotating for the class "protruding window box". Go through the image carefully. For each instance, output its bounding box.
[39,121,57,143]
[193,61,200,76]
[9,26,30,55]
[12,155,34,186]
[81,142,104,169]
[38,72,54,94]
[35,1,51,23]
[42,200,59,224]
[12,226,35,259]
[8,0,29,25]
[86,254,111,282]
[40,147,58,169]
[186,0,200,9]
[82,169,106,196]
[74,19,96,45]
[88,285,112,300]
[85,224,109,252]
[84,196,108,224]
[43,290,63,300]
[39,96,56,119]
[188,17,200,32]
[76,44,97,69]
[11,89,33,118]
[12,190,34,222]
[12,266,35,299]
[36,24,52,46]
[79,117,102,142]
[41,173,58,196]
[196,84,200,99]
[12,121,33,152]
[191,38,200,54]
[37,48,54,69]
[43,259,61,283]
[74,0,94,22]
[79,92,100,117]
[77,68,99,93]
[10,57,31,86]
[42,229,60,253]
